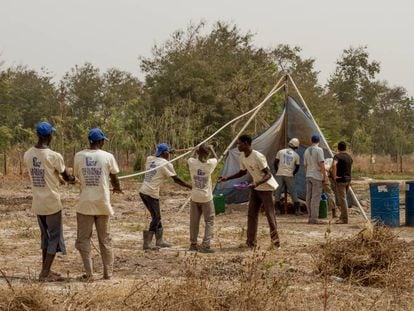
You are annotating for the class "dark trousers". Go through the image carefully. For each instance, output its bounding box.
[139,192,162,232]
[37,210,66,255]
[247,189,280,247]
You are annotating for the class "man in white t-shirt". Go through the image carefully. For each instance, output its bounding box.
[274,138,301,215]
[74,128,122,280]
[24,121,75,282]
[187,144,218,253]
[139,143,192,250]
[304,135,327,224]
[219,134,280,248]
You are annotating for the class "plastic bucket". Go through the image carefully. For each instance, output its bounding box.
[369,182,400,227]
[405,181,414,227]
[319,199,328,219]
[213,194,225,215]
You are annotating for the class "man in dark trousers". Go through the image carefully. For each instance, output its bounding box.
[139,143,192,250]
[332,141,353,224]
[23,121,75,281]
[219,134,280,248]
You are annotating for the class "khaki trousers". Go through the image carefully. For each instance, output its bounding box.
[190,200,215,248]
[336,182,350,223]
[75,213,113,277]
[306,177,323,222]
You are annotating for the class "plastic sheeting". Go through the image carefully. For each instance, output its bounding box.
[214,96,332,204]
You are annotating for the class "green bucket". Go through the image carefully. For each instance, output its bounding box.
[319,199,328,219]
[213,194,226,215]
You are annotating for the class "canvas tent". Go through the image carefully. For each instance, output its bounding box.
[214,95,334,204]
[213,76,363,219]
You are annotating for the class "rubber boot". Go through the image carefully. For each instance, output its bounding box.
[143,230,158,250]
[294,202,304,216]
[274,201,281,215]
[155,228,171,248]
[101,251,113,280]
[332,208,337,218]
[80,252,94,280]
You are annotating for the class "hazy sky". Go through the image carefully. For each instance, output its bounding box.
[1,0,413,95]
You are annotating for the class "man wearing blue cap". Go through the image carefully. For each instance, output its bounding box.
[74,128,122,280]
[304,135,327,224]
[23,121,75,281]
[139,143,191,250]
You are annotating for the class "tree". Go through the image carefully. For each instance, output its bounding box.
[328,46,380,141]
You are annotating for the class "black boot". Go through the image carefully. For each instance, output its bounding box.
[155,228,171,248]
[294,202,303,216]
[143,230,159,250]
[274,201,281,215]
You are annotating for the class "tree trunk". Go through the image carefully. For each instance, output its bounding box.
[3,151,7,176]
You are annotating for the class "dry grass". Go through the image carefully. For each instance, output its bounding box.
[0,282,54,311]
[315,224,414,288]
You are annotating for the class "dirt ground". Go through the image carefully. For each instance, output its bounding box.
[0,177,413,310]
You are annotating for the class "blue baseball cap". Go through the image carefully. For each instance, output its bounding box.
[311,135,320,143]
[36,122,56,136]
[88,128,109,143]
[156,143,172,156]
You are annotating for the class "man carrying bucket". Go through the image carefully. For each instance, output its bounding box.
[218,134,280,248]
[304,135,327,224]
[187,144,218,253]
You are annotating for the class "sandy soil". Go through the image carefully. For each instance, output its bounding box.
[0,177,413,310]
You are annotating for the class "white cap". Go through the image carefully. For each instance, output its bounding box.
[288,138,300,148]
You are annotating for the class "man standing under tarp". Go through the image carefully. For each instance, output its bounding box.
[24,121,75,281]
[304,135,327,224]
[219,134,280,248]
[274,138,301,215]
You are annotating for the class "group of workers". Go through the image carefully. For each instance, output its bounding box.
[23,121,352,282]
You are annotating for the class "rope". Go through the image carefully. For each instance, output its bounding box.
[177,78,287,212]
[119,78,286,180]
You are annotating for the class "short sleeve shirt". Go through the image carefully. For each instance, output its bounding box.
[304,145,325,181]
[333,152,353,183]
[74,149,120,216]
[23,147,65,215]
[275,148,300,176]
[139,156,177,199]
[188,157,218,203]
[240,150,278,191]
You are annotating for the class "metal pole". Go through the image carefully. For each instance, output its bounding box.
[283,74,289,214]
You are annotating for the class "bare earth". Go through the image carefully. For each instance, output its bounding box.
[0,177,413,310]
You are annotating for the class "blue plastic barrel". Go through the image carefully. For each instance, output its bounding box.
[369,183,400,227]
[405,181,414,227]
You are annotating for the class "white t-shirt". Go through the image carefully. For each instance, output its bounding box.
[304,145,325,181]
[139,156,177,199]
[188,157,218,203]
[23,147,65,215]
[74,149,120,216]
[275,148,300,177]
[240,150,278,191]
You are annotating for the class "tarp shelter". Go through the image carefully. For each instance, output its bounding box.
[214,95,335,204]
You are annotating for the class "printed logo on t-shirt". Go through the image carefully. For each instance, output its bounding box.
[144,161,157,183]
[193,169,208,189]
[30,157,46,187]
[82,156,102,186]
[283,151,294,165]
